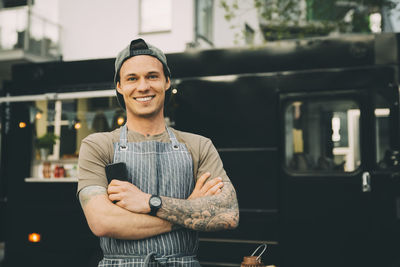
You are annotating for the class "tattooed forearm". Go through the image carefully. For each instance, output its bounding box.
[79,185,107,208]
[157,182,239,231]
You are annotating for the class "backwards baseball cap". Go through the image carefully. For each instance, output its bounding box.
[114,38,171,109]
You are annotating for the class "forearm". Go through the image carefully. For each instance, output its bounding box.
[157,182,239,231]
[80,186,172,240]
[89,196,172,240]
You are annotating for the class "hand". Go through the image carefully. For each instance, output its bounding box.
[107,179,151,213]
[188,172,224,200]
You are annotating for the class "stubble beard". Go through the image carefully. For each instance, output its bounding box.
[127,100,165,121]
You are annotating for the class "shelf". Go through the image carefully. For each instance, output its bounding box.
[25,177,78,183]
[32,158,78,164]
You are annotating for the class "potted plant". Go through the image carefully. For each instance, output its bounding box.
[35,133,59,160]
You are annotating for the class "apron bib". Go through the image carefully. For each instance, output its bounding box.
[98,125,200,267]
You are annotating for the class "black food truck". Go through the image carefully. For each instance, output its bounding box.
[0,33,400,267]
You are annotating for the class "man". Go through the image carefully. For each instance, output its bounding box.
[78,38,239,266]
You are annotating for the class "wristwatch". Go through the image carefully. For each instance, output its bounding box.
[149,195,162,216]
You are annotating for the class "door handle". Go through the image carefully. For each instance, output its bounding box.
[362,172,371,192]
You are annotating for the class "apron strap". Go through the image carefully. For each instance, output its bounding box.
[104,252,195,266]
[145,252,195,266]
[119,125,179,150]
[119,124,128,151]
[166,127,180,150]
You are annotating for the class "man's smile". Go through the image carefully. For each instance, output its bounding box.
[134,96,155,102]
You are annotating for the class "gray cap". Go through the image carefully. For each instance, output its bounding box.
[114,38,171,109]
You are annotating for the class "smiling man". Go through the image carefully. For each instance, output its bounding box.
[77,38,239,267]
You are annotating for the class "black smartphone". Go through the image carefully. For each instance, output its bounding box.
[105,162,129,183]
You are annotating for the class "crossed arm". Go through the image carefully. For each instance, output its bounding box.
[108,173,239,232]
[79,172,239,239]
[79,185,172,240]
[157,181,239,231]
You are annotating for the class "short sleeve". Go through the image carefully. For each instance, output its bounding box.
[77,133,114,194]
[197,138,230,183]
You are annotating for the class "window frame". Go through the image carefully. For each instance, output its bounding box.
[139,0,172,34]
[194,0,214,45]
[280,93,364,177]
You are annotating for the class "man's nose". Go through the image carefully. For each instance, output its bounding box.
[137,78,150,91]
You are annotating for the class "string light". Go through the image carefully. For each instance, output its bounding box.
[19,122,27,128]
[74,120,81,130]
[28,233,41,243]
[35,112,42,119]
[172,88,178,94]
[117,116,125,126]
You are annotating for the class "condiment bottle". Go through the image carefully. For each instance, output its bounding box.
[241,256,264,267]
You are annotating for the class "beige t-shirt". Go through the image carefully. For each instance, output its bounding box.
[77,127,229,194]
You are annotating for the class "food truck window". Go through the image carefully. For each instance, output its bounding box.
[31,96,125,179]
[284,99,361,172]
[375,94,392,169]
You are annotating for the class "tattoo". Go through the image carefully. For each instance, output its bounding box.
[157,183,239,232]
[79,185,107,208]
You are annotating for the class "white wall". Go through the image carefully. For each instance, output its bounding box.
[59,0,194,61]
[32,0,59,23]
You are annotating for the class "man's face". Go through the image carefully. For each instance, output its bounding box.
[117,55,170,120]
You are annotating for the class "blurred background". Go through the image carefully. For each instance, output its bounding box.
[0,0,399,86]
[0,1,400,267]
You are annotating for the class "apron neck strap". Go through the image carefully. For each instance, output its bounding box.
[166,127,180,149]
[119,124,128,150]
[119,124,179,149]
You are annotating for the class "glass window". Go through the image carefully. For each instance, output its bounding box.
[195,0,213,43]
[0,6,60,58]
[0,7,28,50]
[244,23,255,45]
[139,0,171,33]
[31,97,125,178]
[285,99,361,172]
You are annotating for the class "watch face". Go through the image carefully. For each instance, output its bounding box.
[150,196,161,207]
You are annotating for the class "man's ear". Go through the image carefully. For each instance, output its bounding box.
[165,77,171,91]
[116,81,123,94]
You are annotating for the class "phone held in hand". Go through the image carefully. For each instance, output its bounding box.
[105,162,129,183]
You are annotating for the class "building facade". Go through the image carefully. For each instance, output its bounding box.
[58,0,264,61]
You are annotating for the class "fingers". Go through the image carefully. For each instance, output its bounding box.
[202,177,223,193]
[107,180,130,198]
[107,180,123,194]
[204,180,224,196]
[108,193,121,202]
[109,179,127,186]
[107,180,136,193]
[194,172,211,191]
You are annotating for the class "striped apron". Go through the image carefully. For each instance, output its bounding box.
[98,125,200,267]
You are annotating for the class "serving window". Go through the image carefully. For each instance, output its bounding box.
[29,96,125,180]
[284,99,361,173]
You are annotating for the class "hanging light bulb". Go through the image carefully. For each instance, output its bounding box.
[19,122,27,128]
[117,116,125,126]
[35,111,42,119]
[28,233,41,243]
[74,120,81,130]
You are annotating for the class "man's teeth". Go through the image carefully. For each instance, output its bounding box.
[136,96,153,102]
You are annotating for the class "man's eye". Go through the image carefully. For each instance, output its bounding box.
[127,77,137,81]
[148,75,158,79]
